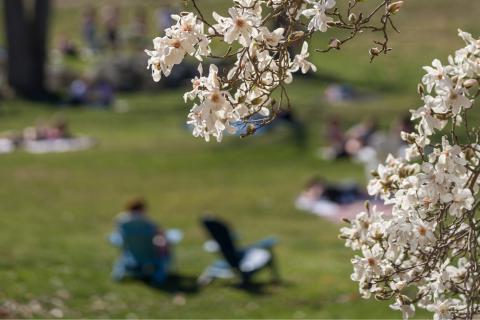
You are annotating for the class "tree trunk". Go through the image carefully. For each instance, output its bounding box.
[4,0,51,100]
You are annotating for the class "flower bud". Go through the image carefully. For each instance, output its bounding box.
[387,1,403,14]
[401,131,416,144]
[327,21,339,27]
[436,113,451,121]
[399,294,412,304]
[241,124,256,137]
[374,294,385,301]
[250,97,263,105]
[329,38,341,50]
[417,83,425,95]
[465,147,475,161]
[372,231,384,241]
[369,47,380,57]
[364,201,371,212]
[288,31,304,42]
[348,13,357,23]
[463,78,478,89]
[237,95,246,104]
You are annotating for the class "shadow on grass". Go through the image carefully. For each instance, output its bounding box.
[148,273,199,295]
[225,279,294,296]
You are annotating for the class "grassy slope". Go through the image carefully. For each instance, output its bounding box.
[1,0,480,318]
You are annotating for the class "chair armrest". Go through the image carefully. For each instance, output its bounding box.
[109,232,123,247]
[245,236,278,250]
[166,229,183,244]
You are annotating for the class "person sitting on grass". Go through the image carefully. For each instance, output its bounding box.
[110,198,172,285]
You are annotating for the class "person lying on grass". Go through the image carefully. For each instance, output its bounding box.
[295,176,391,222]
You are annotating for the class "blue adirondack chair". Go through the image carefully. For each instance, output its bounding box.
[198,216,279,286]
[110,214,171,285]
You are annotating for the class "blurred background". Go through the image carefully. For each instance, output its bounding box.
[1,0,480,318]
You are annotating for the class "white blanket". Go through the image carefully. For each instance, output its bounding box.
[23,137,95,154]
[0,138,14,154]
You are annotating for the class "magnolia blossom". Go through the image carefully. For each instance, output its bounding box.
[302,0,335,32]
[212,8,260,47]
[185,65,240,142]
[292,42,317,74]
[390,297,416,320]
[146,0,399,142]
[145,13,210,82]
[342,30,480,320]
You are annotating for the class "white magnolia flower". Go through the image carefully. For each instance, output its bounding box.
[212,8,260,47]
[257,27,284,48]
[145,13,211,83]
[390,297,416,320]
[448,188,473,217]
[302,0,335,32]
[426,300,452,320]
[186,65,239,142]
[422,59,446,93]
[435,78,472,114]
[291,42,317,74]
[445,258,469,285]
[352,245,384,281]
[411,95,448,136]
[145,48,165,82]
[410,218,436,251]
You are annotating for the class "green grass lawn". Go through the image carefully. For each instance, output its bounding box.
[0,82,427,319]
[1,0,480,318]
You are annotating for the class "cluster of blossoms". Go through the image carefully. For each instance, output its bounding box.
[146,0,402,142]
[341,30,480,320]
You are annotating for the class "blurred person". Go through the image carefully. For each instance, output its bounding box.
[128,7,148,49]
[344,117,378,156]
[57,34,78,58]
[324,84,356,104]
[155,6,174,33]
[382,114,414,158]
[322,116,348,159]
[23,119,48,141]
[102,5,121,50]
[67,78,89,106]
[91,78,114,108]
[295,176,386,221]
[22,117,71,141]
[66,76,115,108]
[356,115,415,178]
[110,198,173,285]
[320,117,379,160]
[83,6,99,53]
[391,114,414,137]
[20,117,96,154]
[45,117,72,140]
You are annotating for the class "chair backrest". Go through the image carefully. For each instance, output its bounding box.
[120,218,158,263]
[202,217,241,269]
